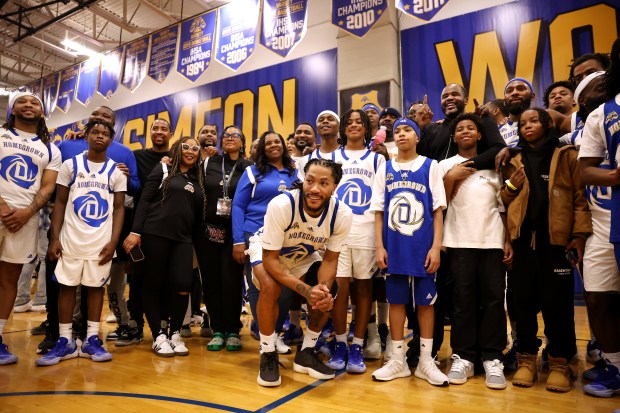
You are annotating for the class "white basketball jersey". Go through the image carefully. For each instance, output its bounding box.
[333,148,384,248]
[0,127,61,225]
[499,121,519,148]
[586,155,612,243]
[57,153,126,259]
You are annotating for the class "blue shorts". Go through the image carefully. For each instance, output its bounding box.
[385,274,437,306]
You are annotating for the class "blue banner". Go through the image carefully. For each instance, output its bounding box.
[149,25,178,83]
[215,0,259,71]
[25,80,41,96]
[51,50,337,152]
[331,0,387,38]
[98,46,123,99]
[401,0,619,118]
[396,0,450,21]
[122,37,149,91]
[42,73,59,116]
[56,65,79,113]
[261,0,308,57]
[76,58,100,106]
[177,10,217,82]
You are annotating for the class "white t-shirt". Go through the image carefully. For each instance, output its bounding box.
[0,127,61,226]
[333,148,385,249]
[251,189,352,278]
[383,141,398,158]
[439,155,505,249]
[499,121,519,148]
[296,148,338,181]
[370,155,446,213]
[57,153,127,259]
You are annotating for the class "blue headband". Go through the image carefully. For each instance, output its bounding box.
[505,77,533,93]
[393,117,421,140]
[362,103,381,114]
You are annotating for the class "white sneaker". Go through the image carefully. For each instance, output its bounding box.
[415,357,449,386]
[447,354,474,384]
[363,335,382,360]
[384,335,393,361]
[105,314,118,324]
[152,334,175,357]
[275,336,292,354]
[372,358,412,381]
[13,301,32,313]
[170,332,189,356]
[31,304,46,312]
[483,359,506,390]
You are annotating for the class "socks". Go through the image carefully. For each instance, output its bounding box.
[289,310,301,328]
[87,321,100,339]
[301,328,320,350]
[259,333,276,353]
[392,340,405,361]
[336,333,347,343]
[352,337,364,347]
[59,323,73,340]
[420,337,434,363]
[0,319,6,335]
[378,302,389,325]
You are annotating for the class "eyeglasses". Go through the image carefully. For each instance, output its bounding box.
[181,143,200,152]
[223,132,242,139]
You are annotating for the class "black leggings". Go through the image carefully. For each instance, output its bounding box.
[139,234,193,337]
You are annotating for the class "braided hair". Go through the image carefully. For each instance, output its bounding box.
[2,113,51,144]
[161,137,207,219]
[339,109,372,148]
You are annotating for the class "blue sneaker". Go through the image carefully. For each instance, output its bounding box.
[315,336,335,358]
[0,336,17,365]
[250,319,259,340]
[326,341,347,370]
[584,363,620,398]
[584,358,609,381]
[35,337,77,366]
[282,325,303,345]
[346,343,366,374]
[347,321,355,342]
[79,336,112,362]
[322,318,334,339]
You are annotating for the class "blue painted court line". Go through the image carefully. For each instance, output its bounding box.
[0,391,253,413]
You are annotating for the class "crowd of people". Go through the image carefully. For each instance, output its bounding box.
[0,37,619,399]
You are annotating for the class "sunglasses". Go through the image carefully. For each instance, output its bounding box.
[181,143,200,152]
[223,132,242,139]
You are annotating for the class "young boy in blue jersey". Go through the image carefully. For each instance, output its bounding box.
[370,118,448,386]
[36,120,126,366]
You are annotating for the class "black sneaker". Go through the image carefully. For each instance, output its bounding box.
[115,326,143,347]
[293,347,335,380]
[37,331,59,355]
[257,351,281,387]
[200,314,213,338]
[31,320,49,336]
[106,325,129,341]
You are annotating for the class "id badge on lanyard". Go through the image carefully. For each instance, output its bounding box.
[217,159,238,218]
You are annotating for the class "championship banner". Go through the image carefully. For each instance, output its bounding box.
[98,46,124,99]
[149,25,178,83]
[340,81,389,113]
[122,37,149,91]
[76,57,100,106]
[331,0,387,38]
[215,0,260,71]
[401,0,619,117]
[177,10,217,82]
[56,65,79,113]
[396,0,450,21]
[25,79,41,96]
[42,73,59,116]
[260,0,308,57]
[51,50,338,152]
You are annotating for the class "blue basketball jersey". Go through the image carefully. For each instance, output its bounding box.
[604,99,620,243]
[383,157,435,277]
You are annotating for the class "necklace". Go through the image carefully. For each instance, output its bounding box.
[396,158,415,181]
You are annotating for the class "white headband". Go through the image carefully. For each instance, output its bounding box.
[316,110,339,125]
[9,92,44,110]
[574,71,605,104]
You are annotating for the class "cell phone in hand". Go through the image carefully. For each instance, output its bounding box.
[565,249,578,266]
[129,246,145,262]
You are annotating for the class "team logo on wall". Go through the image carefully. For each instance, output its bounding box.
[336,178,372,215]
[0,154,38,189]
[388,192,424,236]
[350,90,382,112]
[280,244,315,262]
[396,0,450,21]
[73,191,109,227]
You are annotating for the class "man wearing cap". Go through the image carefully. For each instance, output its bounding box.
[500,78,536,147]
[363,103,381,137]
[379,107,401,157]
[0,92,61,365]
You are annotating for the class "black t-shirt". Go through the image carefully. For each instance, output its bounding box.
[133,149,170,203]
[132,163,204,243]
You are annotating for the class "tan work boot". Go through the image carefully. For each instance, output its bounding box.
[546,356,572,392]
[512,353,537,387]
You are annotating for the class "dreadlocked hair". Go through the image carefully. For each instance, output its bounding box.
[254,130,296,179]
[2,114,51,144]
[84,119,115,140]
[291,158,343,191]
[161,137,207,220]
[339,109,372,148]
[603,38,620,97]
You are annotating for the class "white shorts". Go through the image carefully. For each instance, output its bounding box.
[583,240,620,293]
[248,240,320,289]
[336,247,378,280]
[54,256,112,287]
[0,222,37,264]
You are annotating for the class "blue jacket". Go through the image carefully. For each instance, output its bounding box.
[232,164,299,244]
[57,137,140,196]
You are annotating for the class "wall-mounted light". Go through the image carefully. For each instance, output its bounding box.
[61,39,100,58]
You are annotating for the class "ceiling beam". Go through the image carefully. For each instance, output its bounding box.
[2,49,54,71]
[0,63,38,80]
[135,0,176,24]
[89,5,149,34]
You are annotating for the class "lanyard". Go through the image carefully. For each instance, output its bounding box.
[221,158,239,199]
